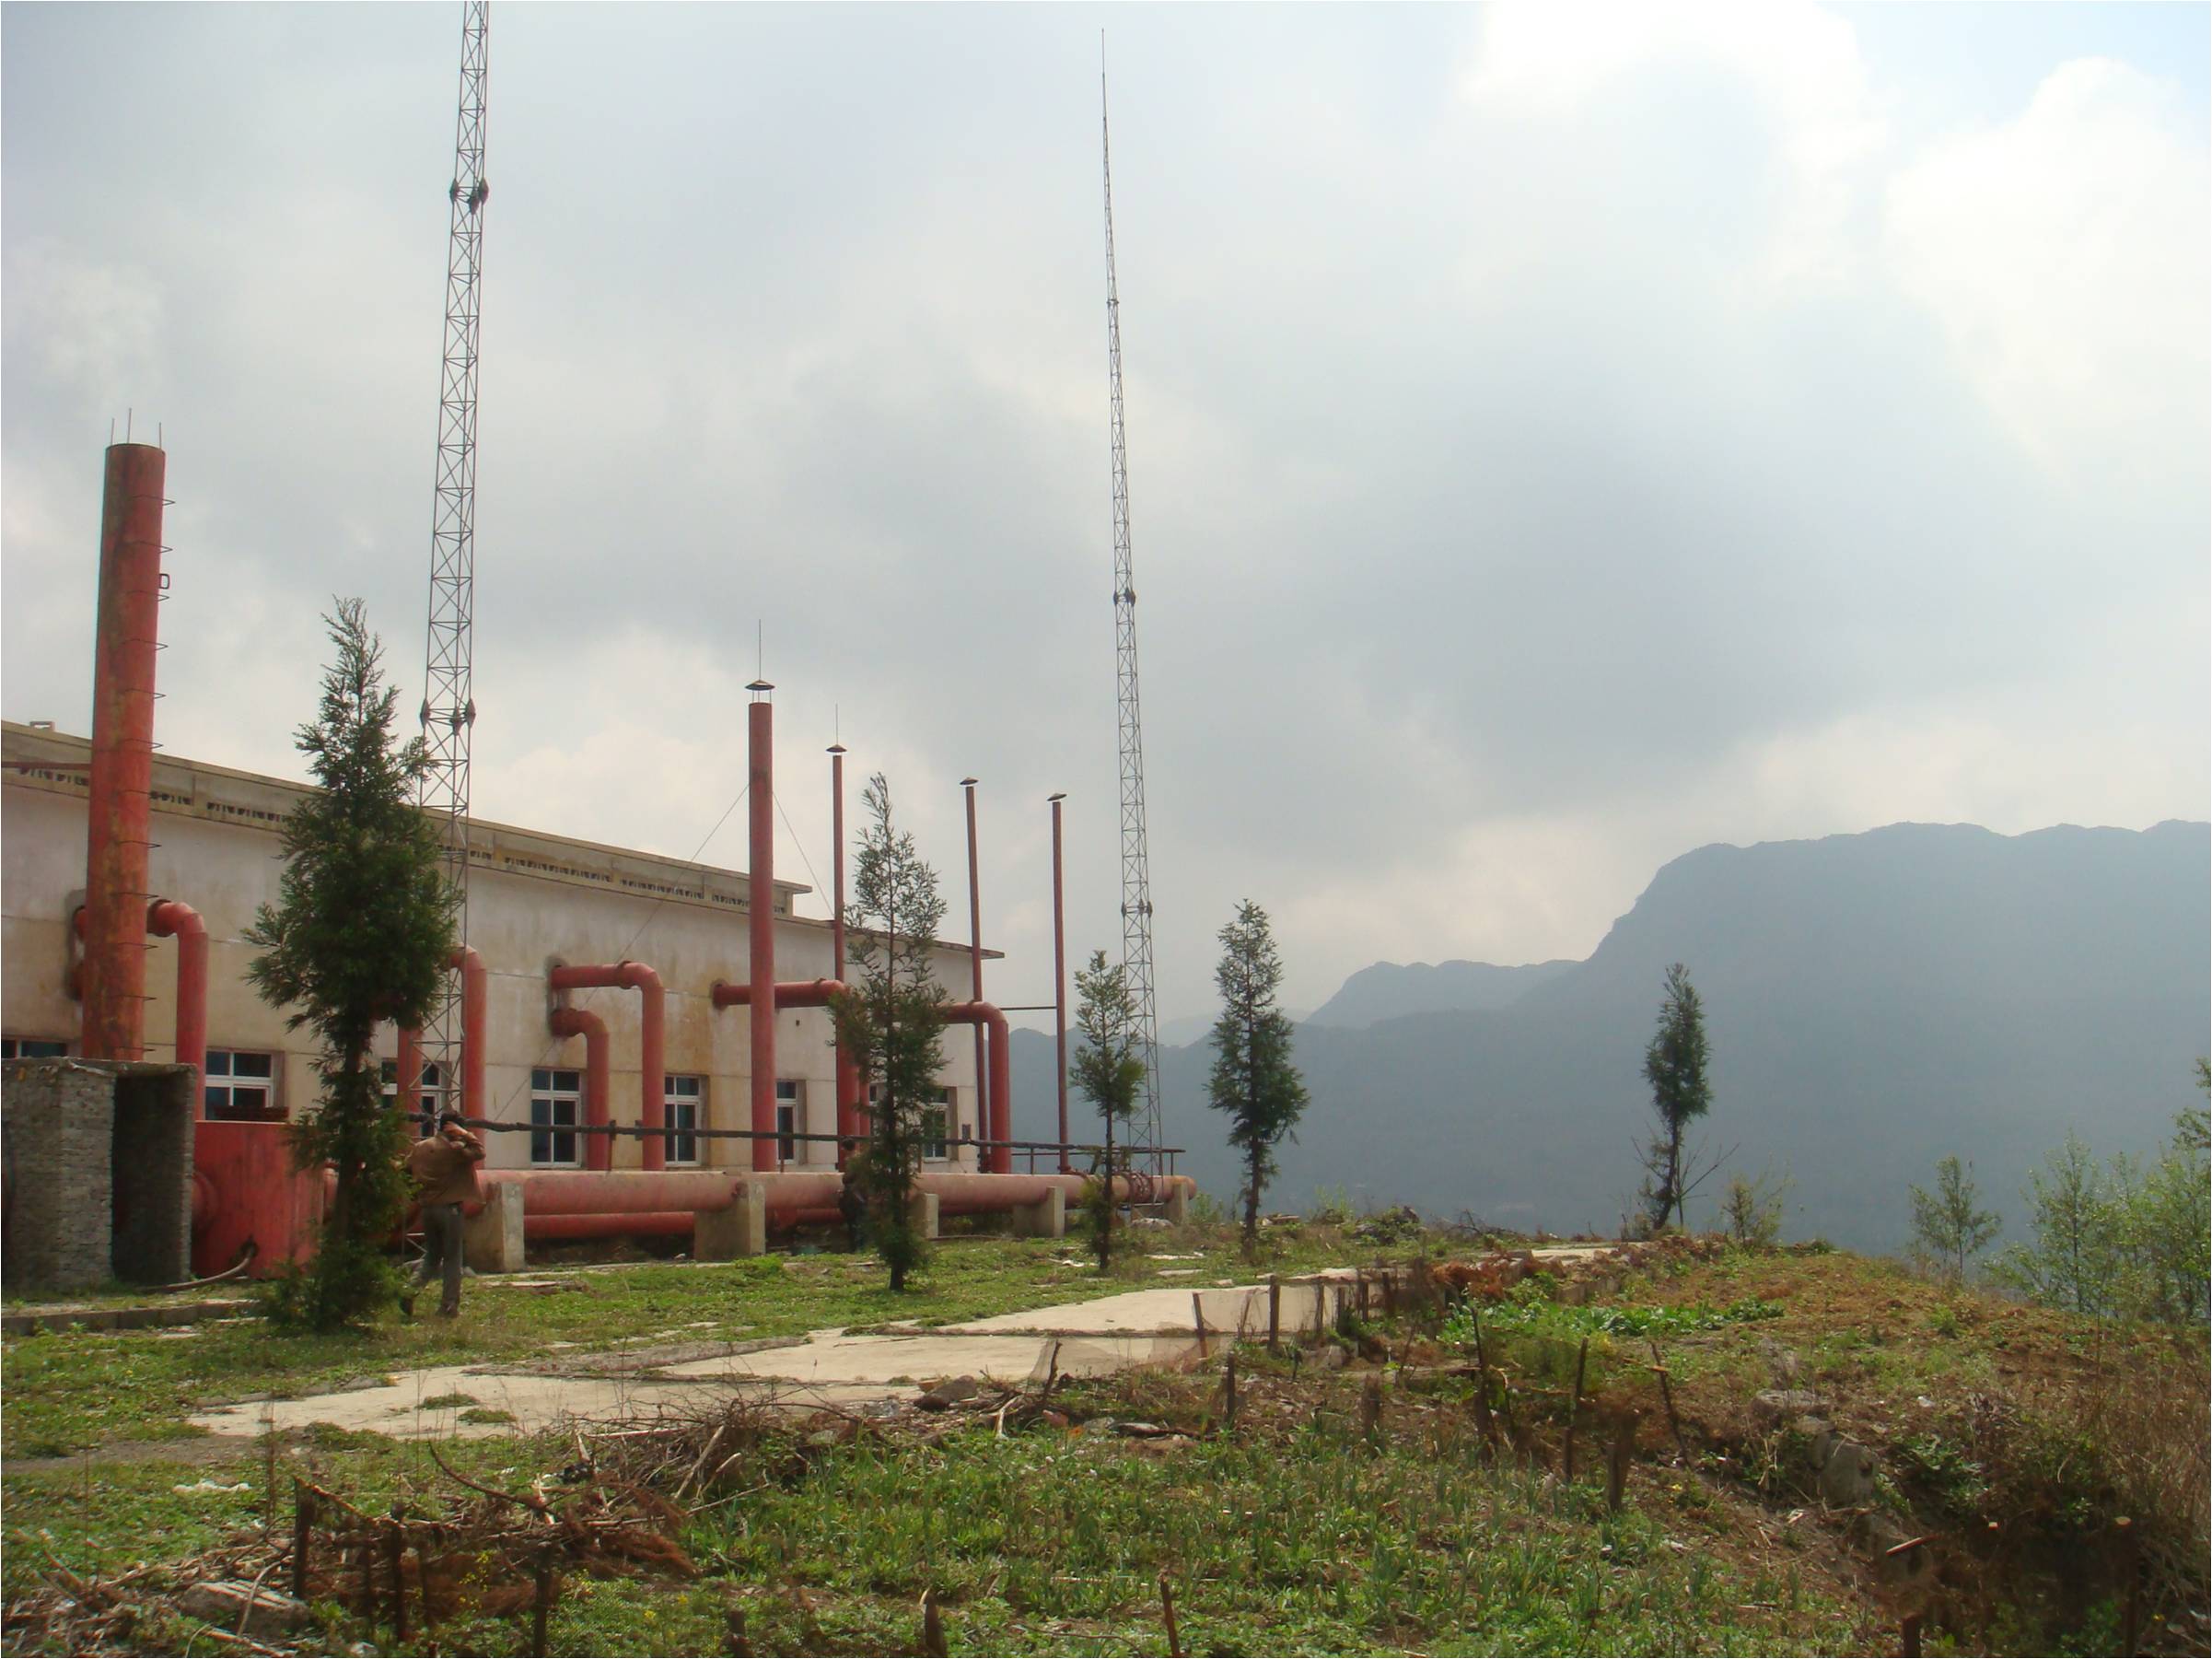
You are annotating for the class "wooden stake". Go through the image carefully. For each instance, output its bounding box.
[2115,1516,2139,1656]
[1222,1352,1238,1432]
[1158,1572,1183,1658]
[920,1587,948,1657]
[1191,1292,1208,1360]
[531,1547,553,1657]
[387,1505,409,1644]
[1606,1414,1635,1513]
[1360,1373,1383,1443]
[1900,1611,1923,1657]
[1267,1274,1281,1350]
[1564,1338,1589,1481]
[725,1600,751,1657]
[289,1481,314,1602]
[355,1530,375,1621]
[1647,1339,1689,1465]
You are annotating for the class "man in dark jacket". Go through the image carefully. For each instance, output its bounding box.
[402,1111,485,1317]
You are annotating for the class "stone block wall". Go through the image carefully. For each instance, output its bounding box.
[2,1059,117,1292]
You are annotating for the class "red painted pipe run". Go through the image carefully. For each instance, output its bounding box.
[146,899,208,1083]
[549,1005,611,1172]
[747,687,775,1171]
[399,946,487,1121]
[81,442,167,1061]
[944,1000,1013,1174]
[709,977,862,1158]
[548,959,666,1170]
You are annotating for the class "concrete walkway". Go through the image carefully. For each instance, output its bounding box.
[186,1270,1377,1443]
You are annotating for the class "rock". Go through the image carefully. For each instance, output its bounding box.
[1310,1343,1349,1371]
[1752,1388,1823,1427]
[180,1582,309,1638]
[1554,1280,1589,1306]
[1039,1408,1070,1429]
[1818,1436,1880,1507]
[916,1375,983,1411]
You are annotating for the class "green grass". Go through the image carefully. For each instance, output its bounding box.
[0,1230,1370,1455]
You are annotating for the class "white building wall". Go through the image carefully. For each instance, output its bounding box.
[2,725,989,1174]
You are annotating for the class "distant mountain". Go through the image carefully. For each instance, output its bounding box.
[1305,959,1576,1028]
[1009,821,2211,1253]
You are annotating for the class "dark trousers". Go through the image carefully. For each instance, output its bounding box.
[413,1202,465,1314]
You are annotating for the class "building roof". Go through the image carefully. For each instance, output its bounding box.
[5,720,1000,959]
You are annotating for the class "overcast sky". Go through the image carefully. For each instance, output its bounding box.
[5,2,2206,1027]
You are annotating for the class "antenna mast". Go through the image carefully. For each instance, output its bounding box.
[1100,49,1164,1169]
[419,0,490,1113]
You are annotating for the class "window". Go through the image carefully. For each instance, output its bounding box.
[530,1067,581,1166]
[204,1049,281,1121]
[922,1087,954,1162]
[775,1079,802,1165]
[380,1059,443,1136]
[1,1037,69,1060]
[664,1074,703,1166]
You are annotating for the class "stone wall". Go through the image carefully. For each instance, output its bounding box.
[1,1057,197,1292]
[111,1069,196,1283]
[2,1059,117,1292]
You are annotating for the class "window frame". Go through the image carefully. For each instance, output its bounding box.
[663,1073,703,1167]
[530,1066,583,1168]
[1,1036,70,1060]
[204,1047,282,1122]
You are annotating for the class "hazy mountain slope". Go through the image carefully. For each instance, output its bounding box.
[1010,821,2210,1253]
[1304,959,1576,1028]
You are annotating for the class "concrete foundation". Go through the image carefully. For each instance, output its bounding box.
[1010,1186,1065,1239]
[694,1182,768,1259]
[464,1178,525,1273]
[908,1189,939,1241]
[1159,1181,1190,1226]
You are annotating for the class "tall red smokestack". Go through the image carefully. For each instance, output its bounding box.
[829,742,857,1162]
[82,441,168,1062]
[748,683,776,1172]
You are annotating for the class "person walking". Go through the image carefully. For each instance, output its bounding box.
[402,1110,486,1317]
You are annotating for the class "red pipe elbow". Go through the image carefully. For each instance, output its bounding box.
[549,1004,611,1171]
[548,960,666,1170]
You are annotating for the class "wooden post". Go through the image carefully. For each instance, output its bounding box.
[920,1587,948,1657]
[1267,1275,1281,1350]
[1564,1338,1589,1481]
[1158,1572,1182,1659]
[387,1505,409,1644]
[725,1601,751,1656]
[1316,1279,1327,1334]
[531,1548,553,1657]
[1222,1352,1238,1433]
[1900,1612,1923,1657]
[2115,1516,2139,1656]
[1191,1292,1208,1360]
[355,1529,375,1620]
[1360,1373,1383,1444]
[1382,1265,1397,1318]
[1606,1414,1635,1513]
[290,1481,314,1602]
[1648,1339,1689,1465]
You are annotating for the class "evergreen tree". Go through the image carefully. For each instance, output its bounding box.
[245,601,457,1330]
[1206,900,1309,1256]
[1989,1134,2123,1318]
[1070,950,1145,1270]
[1638,963,1714,1232]
[828,774,947,1293]
[1907,1155,2002,1282]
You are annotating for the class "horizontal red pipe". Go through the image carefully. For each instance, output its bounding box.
[528,1210,694,1241]
[549,960,665,1171]
[710,978,864,1170]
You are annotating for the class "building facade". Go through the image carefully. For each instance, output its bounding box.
[2,720,993,1174]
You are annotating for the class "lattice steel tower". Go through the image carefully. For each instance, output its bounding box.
[418,0,490,1112]
[1100,54,1164,1165]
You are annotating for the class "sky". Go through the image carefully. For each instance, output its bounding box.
[4,2,2206,1030]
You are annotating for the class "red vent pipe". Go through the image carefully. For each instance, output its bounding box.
[944,999,1012,1174]
[81,442,168,1061]
[548,959,666,1171]
[549,1005,611,1172]
[71,898,206,1084]
[146,899,207,1084]
[828,742,849,1162]
[746,685,775,1171]
[709,976,863,1160]
[396,945,486,1126]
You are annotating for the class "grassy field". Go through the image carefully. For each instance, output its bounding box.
[4,1225,2206,1656]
